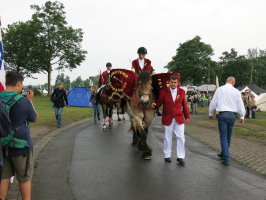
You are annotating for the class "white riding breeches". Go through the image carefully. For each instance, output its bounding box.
[163,118,185,159]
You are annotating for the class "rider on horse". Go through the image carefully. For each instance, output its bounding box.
[120,47,153,114]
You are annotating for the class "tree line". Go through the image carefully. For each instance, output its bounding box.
[2,1,87,94]
[165,36,266,88]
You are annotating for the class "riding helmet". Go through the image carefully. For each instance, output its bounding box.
[106,62,112,67]
[137,47,147,54]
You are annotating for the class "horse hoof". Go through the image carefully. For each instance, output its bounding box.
[118,118,121,121]
[144,156,151,160]
[123,117,125,120]
[108,125,112,128]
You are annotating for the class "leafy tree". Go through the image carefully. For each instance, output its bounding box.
[43,83,48,88]
[246,48,266,89]
[219,48,251,88]
[71,76,82,88]
[164,36,221,85]
[93,75,100,86]
[30,1,87,94]
[2,21,39,78]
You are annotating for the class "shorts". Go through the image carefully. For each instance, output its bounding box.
[2,151,34,182]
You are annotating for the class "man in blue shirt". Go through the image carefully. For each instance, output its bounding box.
[0,71,38,200]
[0,102,11,184]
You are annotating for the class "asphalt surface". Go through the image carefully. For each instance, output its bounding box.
[32,114,266,200]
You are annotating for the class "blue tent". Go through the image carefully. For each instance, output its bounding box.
[66,87,93,108]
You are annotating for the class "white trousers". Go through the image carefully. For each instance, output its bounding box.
[163,118,185,159]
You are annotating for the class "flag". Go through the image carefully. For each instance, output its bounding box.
[0,16,6,91]
[216,75,219,89]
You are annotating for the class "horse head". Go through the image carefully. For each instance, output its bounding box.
[105,73,111,89]
[136,67,153,110]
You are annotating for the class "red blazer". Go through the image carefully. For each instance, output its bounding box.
[132,58,152,74]
[155,87,190,126]
[98,71,107,86]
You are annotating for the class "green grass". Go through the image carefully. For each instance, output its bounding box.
[31,95,94,128]
[245,118,266,128]
[233,126,266,138]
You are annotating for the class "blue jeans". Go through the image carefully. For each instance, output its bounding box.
[251,106,256,119]
[246,107,250,118]
[218,112,237,163]
[55,107,63,126]
[93,104,100,122]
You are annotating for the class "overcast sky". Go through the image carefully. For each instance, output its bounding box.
[1,0,266,86]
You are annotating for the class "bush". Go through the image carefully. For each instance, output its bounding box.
[33,88,42,96]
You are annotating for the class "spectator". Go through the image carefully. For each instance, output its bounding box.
[0,71,38,200]
[250,95,257,119]
[89,86,100,123]
[50,82,69,128]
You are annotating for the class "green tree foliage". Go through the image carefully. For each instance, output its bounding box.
[71,76,83,88]
[93,75,100,86]
[164,36,222,85]
[30,1,87,94]
[219,48,251,88]
[246,48,266,89]
[2,21,39,78]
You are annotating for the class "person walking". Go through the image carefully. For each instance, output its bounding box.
[50,82,69,128]
[90,86,100,123]
[0,71,38,200]
[152,75,190,165]
[209,76,245,166]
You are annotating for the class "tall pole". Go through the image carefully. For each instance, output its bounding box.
[250,64,253,84]
[208,63,210,84]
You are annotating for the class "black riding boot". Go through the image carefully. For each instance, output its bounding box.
[120,98,125,114]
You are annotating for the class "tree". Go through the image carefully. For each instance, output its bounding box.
[71,76,82,88]
[164,36,221,85]
[219,48,251,88]
[246,48,266,89]
[30,1,87,94]
[2,21,39,78]
[93,75,100,86]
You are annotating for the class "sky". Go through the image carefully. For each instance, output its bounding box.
[1,0,266,86]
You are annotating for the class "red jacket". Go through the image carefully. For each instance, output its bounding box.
[155,87,190,126]
[132,58,152,74]
[98,71,107,86]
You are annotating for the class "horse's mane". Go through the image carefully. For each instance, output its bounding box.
[137,71,151,84]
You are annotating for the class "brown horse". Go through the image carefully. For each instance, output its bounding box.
[125,67,155,160]
[99,74,115,130]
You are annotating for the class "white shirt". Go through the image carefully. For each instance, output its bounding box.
[107,70,110,73]
[170,87,178,101]
[209,83,246,119]
[138,59,145,70]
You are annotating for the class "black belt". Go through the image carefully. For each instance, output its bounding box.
[219,111,237,115]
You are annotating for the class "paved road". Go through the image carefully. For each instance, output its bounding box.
[32,114,266,200]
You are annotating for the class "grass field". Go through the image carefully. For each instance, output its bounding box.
[31,95,94,128]
[196,106,266,138]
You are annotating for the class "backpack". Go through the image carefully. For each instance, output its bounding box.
[193,95,198,103]
[0,94,28,149]
[188,95,192,102]
[0,93,30,177]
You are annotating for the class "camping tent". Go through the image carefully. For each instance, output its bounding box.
[198,84,216,92]
[238,84,266,102]
[66,87,93,108]
[257,93,266,111]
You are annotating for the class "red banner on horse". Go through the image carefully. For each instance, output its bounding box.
[151,73,180,100]
[109,69,137,102]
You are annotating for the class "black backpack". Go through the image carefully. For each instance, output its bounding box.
[188,95,191,102]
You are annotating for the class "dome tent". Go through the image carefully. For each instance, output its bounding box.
[66,87,93,108]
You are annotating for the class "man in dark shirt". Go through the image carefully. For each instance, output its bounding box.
[0,103,11,183]
[50,82,69,128]
[0,71,38,200]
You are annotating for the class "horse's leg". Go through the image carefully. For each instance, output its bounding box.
[135,117,152,159]
[108,106,113,128]
[117,104,121,121]
[130,119,140,147]
[103,104,107,130]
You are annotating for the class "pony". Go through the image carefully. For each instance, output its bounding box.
[125,67,155,160]
[99,74,115,130]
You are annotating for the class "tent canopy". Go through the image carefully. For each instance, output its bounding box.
[197,84,216,92]
[238,84,266,95]
[66,87,93,108]
[257,93,266,111]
